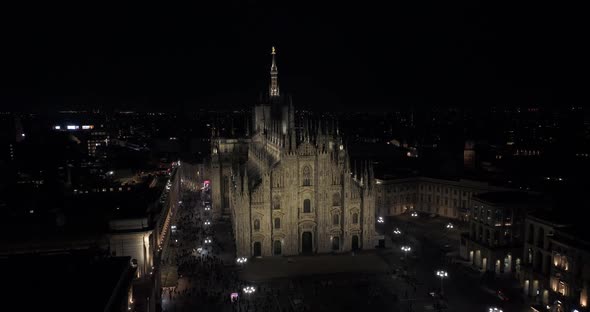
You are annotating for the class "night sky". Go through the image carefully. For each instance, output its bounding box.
[0,2,584,112]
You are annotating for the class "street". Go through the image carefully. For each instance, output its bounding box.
[379,214,529,312]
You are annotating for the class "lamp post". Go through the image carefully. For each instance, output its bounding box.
[236,257,248,265]
[446,223,454,230]
[436,270,448,295]
[401,246,411,259]
[489,307,503,312]
[393,228,402,235]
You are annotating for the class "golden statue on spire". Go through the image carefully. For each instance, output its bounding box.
[272,46,276,55]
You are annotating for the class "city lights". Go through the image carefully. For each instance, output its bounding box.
[243,286,256,294]
[401,245,411,258]
[436,270,449,294]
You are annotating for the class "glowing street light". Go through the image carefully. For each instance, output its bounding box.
[204,238,212,244]
[411,211,418,217]
[204,220,211,226]
[401,245,411,259]
[377,216,385,224]
[436,270,449,294]
[236,257,248,264]
[489,308,503,312]
[204,206,211,211]
[446,222,454,229]
[393,228,402,235]
[243,286,256,294]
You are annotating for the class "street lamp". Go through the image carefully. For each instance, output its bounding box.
[436,270,448,295]
[377,216,384,224]
[393,228,402,235]
[411,211,418,217]
[243,286,256,294]
[446,222,454,229]
[204,220,211,226]
[236,257,248,264]
[489,307,503,312]
[401,245,411,259]
[204,238,212,244]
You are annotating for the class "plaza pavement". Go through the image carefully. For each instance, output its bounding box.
[239,252,390,281]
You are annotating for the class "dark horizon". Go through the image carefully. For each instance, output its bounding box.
[0,2,585,112]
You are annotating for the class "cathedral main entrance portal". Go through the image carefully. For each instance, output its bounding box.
[302,232,313,253]
[352,235,359,250]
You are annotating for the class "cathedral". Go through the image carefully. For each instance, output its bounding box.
[210,47,376,257]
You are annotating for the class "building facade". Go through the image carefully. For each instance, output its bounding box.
[375,177,512,221]
[521,212,590,311]
[462,192,530,276]
[211,48,377,257]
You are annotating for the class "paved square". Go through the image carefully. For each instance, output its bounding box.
[239,253,390,281]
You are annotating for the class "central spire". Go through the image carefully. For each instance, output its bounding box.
[269,46,279,97]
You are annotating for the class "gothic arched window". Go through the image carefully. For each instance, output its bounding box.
[352,213,359,224]
[303,166,311,186]
[273,197,280,210]
[303,199,311,213]
[274,218,281,229]
[332,193,340,206]
[254,219,260,231]
[333,214,339,225]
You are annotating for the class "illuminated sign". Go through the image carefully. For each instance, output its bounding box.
[67,125,79,130]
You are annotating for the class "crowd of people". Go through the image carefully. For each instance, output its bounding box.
[161,180,279,312]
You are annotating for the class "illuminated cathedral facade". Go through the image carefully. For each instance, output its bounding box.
[210,48,376,257]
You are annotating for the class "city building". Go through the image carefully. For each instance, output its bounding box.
[521,210,590,311]
[462,191,532,275]
[1,254,136,312]
[210,47,377,257]
[375,176,513,221]
[0,164,183,312]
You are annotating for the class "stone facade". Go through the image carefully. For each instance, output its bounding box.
[210,48,376,257]
[375,177,512,221]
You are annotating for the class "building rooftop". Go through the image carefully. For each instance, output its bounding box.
[0,254,134,312]
[474,191,533,205]
[0,174,168,247]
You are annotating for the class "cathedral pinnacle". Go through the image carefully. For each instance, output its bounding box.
[270,46,279,97]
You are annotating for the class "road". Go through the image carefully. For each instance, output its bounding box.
[379,214,529,312]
